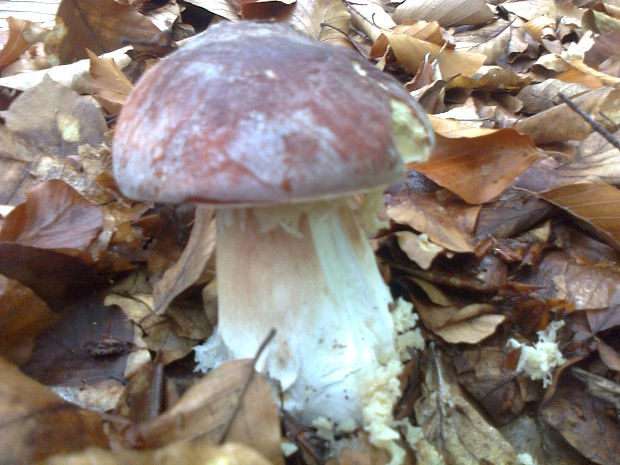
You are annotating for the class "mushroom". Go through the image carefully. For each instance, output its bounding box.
[113,21,433,460]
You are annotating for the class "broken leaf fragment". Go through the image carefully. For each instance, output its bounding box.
[0,357,108,464]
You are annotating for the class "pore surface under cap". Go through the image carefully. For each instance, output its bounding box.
[113,21,424,205]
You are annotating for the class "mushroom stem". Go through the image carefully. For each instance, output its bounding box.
[199,200,398,426]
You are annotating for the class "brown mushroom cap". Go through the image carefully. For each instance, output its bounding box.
[113,21,432,205]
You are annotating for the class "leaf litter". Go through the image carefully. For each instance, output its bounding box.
[0,1,619,464]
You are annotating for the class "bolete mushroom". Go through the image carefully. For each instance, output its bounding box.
[113,21,433,460]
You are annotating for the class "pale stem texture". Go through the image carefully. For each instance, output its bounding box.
[213,201,396,424]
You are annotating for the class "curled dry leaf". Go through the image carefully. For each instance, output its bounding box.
[128,359,284,465]
[0,357,108,464]
[88,49,133,114]
[452,18,513,65]
[517,79,590,114]
[0,179,104,252]
[54,0,160,64]
[42,441,273,465]
[386,187,479,253]
[417,118,540,204]
[395,230,444,270]
[557,130,620,186]
[414,296,506,344]
[371,30,486,78]
[538,183,620,252]
[152,205,216,316]
[0,274,58,365]
[0,17,34,69]
[392,0,493,27]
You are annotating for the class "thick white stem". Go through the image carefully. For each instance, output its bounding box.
[212,201,396,425]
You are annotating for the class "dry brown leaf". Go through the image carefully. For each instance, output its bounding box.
[386,188,479,253]
[54,0,160,64]
[152,205,216,316]
[0,17,33,69]
[42,441,274,465]
[0,275,58,365]
[416,119,539,204]
[316,0,352,47]
[514,86,620,144]
[501,0,557,21]
[129,359,284,465]
[371,31,485,77]
[452,18,512,65]
[413,294,505,344]
[559,58,620,87]
[446,66,531,92]
[392,0,493,27]
[88,49,133,114]
[596,338,620,371]
[517,79,590,114]
[539,183,620,252]
[414,350,519,464]
[394,230,444,270]
[0,179,104,252]
[541,374,620,465]
[0,357,108,464]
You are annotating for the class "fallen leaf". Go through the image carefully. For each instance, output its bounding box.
[152,205,216,315]
[0,179,104,252]
[452,18,513,65]
[54,0,160,63]
[539,183,620,252]
[417,119,540,204]
[517,79,590,114]
[0,17,33,69]
[0,274,58,365]
[346,0,396,42]
[386,184,479,253]
[129,359,284,465]
[392,0,493,27]
[394,230,444,270]
[88,49,133,114]
[22,291,135,386]
[371,30,486,78]
[414,349,519,464]
[42,441,273,465]
[514,86,620,144]
[541,372,620,465]
[0,357,108,464]
[413,294,506,344]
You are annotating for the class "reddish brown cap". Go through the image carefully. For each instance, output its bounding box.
[113,21,433,205]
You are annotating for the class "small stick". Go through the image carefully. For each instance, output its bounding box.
[558,92,620,150]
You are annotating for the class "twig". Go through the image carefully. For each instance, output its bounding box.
[558,92,620,150]
[218,328,277,443]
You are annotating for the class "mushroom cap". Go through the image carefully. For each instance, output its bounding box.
[113,21,433,205]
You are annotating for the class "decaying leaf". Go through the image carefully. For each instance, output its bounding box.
[0,357,108,464]
[0,179,104,252]
[128,359,284,465]
[394,230,444,270]
[0,17,35,69]
[0,274,58,365]
[414,349,519,464]
[541,373,620,465]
